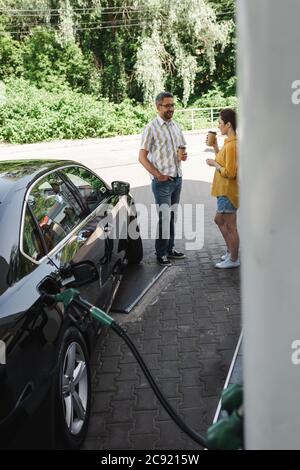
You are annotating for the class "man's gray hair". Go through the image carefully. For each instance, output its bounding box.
[155,91,174,106]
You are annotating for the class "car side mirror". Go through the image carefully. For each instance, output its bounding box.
[111,181,130,196]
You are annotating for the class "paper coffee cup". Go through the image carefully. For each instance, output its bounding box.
[177,145,186,160]
[207,131,217,146]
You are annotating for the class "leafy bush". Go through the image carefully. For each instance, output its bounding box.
[0,79,155,143]
[191,87,237,109]
[0,78,236,143]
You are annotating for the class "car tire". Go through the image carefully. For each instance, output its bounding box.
[126,218,143,264]
[55,327,91,449]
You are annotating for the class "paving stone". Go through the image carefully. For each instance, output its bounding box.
[157,378,180,398]
[180,352,202,369]
[177,313,195,326]
[87,413,108,436]
[180,386,205,406]
[113,380,136,401]
[93,373,118,392]
[181,368,203,387]
[96,356,120,373]
[177,325,199,338]
[179,338,201,353]
[109,399,135,423]
[157,397,181,421]
[103,423,134,450]
[117,364,139,381]
[154,420,186,450]
[140,353,160,370]
[131,410,158,434]
[135,388,159,411]
[160,319,178,330]
[156,360,180,379]
[160,331,179,345]
[92,392,114,414]
[159,344,178,361]
[81,438,101,450]
[130,434,160,450]
[141,338,161,354]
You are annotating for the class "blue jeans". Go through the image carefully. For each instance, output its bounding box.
[151,176,182,258]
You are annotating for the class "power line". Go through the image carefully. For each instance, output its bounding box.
[0,10,234,28]
[0,6,234,17]
[0,9,235,36]
[0,22,148,35]
[76,23,144,31]
[0,8,156,17]
[0,6,153,13]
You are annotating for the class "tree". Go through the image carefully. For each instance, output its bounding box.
[0,0,236,104]
[134,0,232,105]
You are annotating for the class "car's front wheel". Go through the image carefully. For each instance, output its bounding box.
[55,327,91,449]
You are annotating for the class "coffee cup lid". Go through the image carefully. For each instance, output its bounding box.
[208,131,217,134]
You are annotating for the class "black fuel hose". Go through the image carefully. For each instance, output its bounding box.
[111,321,209,449]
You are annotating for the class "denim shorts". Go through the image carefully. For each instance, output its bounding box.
[217,196,237,213]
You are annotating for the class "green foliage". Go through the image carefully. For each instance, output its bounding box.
[0,78,235,143]
[0,0,237,142]
[0,78,155,143]
[101,32,127,103]
[135,28,166,105]
[0,28,23,79]
[21,29,96,92]
[134,0,232,105]
[191,87,237,108]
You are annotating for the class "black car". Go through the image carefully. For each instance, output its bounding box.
[0,159,143,449]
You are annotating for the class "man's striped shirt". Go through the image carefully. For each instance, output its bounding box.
[140,115,186,178]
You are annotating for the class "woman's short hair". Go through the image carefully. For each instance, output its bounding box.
[220,108,237,132]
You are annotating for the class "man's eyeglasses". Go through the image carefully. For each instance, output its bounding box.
[159,104,175,109]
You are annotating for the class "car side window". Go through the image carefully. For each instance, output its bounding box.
[63,166,109,212]
[22,206,46,261]
[29,172,83,253]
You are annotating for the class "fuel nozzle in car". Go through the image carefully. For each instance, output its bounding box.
[56,289,114,327]
[42,288,113,332]
[44,288,244,450]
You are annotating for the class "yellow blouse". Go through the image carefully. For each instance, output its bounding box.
[211,136,239,209]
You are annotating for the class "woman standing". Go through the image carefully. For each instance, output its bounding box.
[206,108,239,268]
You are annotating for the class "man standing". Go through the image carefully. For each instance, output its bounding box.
[139,91,187,266]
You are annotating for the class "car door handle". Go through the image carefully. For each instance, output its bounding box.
[77,230,93,242]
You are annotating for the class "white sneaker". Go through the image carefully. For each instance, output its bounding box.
[221,250,230,261]
[215,258,240,269]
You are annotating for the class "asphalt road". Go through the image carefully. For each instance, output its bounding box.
[0,130,225,190]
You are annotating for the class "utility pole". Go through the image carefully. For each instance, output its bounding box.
[238,0,300,449]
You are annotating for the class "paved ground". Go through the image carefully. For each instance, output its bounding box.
[83,180,241,451]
